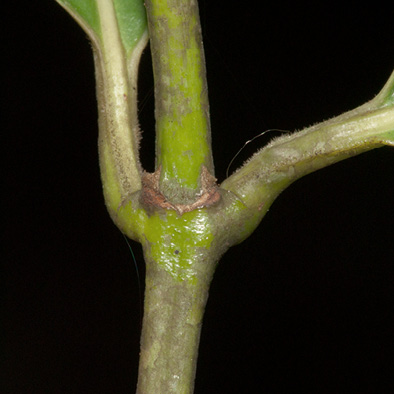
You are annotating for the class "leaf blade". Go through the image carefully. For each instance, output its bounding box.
[56,0,148,54]
[56,0,101,39]
[114,0,147,55]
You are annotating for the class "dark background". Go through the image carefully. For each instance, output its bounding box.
[3,1,394,393]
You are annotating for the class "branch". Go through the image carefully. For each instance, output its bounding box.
[56,0,148,219]
[220,70,394,244]
[144,0,214,204]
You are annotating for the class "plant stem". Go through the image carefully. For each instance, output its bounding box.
[53,2,394,393]
[144,0,213,203]
[136,241,217,393]
[94,0,147,214]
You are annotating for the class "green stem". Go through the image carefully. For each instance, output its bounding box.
[145,0,213,203]
[220,72,394,243]
[95,0,147,214]
[53,3,394,393]
[223,102,394,207]
[136,237,217,393]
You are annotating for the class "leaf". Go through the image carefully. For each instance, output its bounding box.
[56,0,101,39]
[56,0,148,54]
[113,0,147,55]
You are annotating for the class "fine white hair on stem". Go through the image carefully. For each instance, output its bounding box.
[226,129,290,178]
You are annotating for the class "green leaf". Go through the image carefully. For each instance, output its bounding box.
[378,69,394,107]
[56,0,148,54]
[56,0,101,38]
[113,0,147,55]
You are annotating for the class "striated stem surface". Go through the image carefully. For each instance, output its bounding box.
[145,0,213,203]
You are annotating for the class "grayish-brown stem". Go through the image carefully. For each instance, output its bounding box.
[136,249,217,393]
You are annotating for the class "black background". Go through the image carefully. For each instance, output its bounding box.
[3,2,394,393]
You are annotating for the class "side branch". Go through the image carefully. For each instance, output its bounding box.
[56,0,149,231]
[94,0,148,220]
[221,71,394,242]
